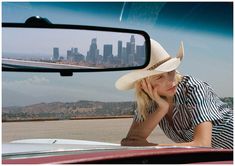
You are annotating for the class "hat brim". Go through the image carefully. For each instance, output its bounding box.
[115,58,181,90]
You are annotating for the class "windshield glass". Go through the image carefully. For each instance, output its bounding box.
[2,2,233,146]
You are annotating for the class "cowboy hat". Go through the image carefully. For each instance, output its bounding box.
[115,39,184,90]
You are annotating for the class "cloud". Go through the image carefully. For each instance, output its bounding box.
[3,76,50,86]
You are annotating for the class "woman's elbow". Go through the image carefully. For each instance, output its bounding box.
[121,138,133,146]
[120,137,156,146]
[120,138,126,146]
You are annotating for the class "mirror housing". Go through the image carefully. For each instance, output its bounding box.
[2,16,150,76]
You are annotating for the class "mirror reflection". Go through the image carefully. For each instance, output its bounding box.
[2,28,147,69]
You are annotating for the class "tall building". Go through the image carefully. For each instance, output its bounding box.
[53,47,59,61]
[126,42,132,64]
[130,35,135,55]
[117,41,122,61]
[103,44,113,63]
[121,47,127,65]
[73,48,78,54]
[67,50,72,61]
[67,47,85,62]
[86,38,99,64]
[136,45,145,65]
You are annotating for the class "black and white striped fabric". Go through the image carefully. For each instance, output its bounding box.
[134,75,233,149]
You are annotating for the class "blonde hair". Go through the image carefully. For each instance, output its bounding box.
[134,72,183,121]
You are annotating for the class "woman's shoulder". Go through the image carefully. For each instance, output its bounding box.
[181,75,202,84]
[180,75,209,89]
[178,75,214,98]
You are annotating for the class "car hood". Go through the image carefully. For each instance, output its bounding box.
[2,138,201,159]
[2,139,233,164]
[3,139,121,158]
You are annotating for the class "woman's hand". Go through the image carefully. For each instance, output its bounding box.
[121,137,158,146]
[141,78,169,110]
[122,78,171,147]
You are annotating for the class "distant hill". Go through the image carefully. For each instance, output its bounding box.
[220,97,233,109]
[2,97,233,122]
[2,101,136,122]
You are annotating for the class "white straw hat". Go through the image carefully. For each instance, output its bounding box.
[115,39,184,91]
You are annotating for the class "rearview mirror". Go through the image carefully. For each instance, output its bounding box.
[2,17,150,76]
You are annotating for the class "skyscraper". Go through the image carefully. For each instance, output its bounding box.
[126,42,132,64]
[73,48,78,54]
[103,44,113,63]
[121,47,127,65]
[130,35,136,65]
[53,47,59,61]
[136,45,145,65]
[86,38,99,64]
[67,47,85,62]
[130,35,135,55]
[117,41,122,61]
[67,50,72,61]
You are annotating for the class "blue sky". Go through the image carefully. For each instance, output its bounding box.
[2,2,233,107]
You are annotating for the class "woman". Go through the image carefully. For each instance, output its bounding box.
[115,39,233,149]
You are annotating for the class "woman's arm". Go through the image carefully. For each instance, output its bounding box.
[121,105,169,146]
[159,121,212,147]
[121,78,170,146]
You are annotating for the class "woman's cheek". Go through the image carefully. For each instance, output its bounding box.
[153,85,162,94]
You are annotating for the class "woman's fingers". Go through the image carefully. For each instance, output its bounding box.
[143,78,162,101]
[141,79,148,94]
[141,78,169,110]
[141,78,154,99]
[152,86,161,100]
[146,78,154,98]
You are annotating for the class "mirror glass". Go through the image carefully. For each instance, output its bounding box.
[2,27,148,70]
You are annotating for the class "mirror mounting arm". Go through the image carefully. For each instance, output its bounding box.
[60,71,73,77]
[25,16,52,27]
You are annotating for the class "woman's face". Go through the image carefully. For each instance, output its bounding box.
[148,70,178,97]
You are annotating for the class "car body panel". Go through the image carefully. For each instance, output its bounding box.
[2,139,233,164]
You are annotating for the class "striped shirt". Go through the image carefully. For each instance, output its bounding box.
[134,75,233,149]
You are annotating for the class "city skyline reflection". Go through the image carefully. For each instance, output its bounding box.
[52,35,146,68]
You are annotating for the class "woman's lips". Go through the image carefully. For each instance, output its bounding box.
[167,86,176,91]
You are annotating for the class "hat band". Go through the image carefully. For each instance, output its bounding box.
[147,57,171,70]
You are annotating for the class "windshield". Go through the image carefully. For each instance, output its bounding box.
[2,2,233,146]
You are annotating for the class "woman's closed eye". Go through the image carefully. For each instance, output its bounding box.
[156,76,163,80]
[151,75,163,82]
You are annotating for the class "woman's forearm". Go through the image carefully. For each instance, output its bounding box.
[158,141,211,147]
[121,137,158,146]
